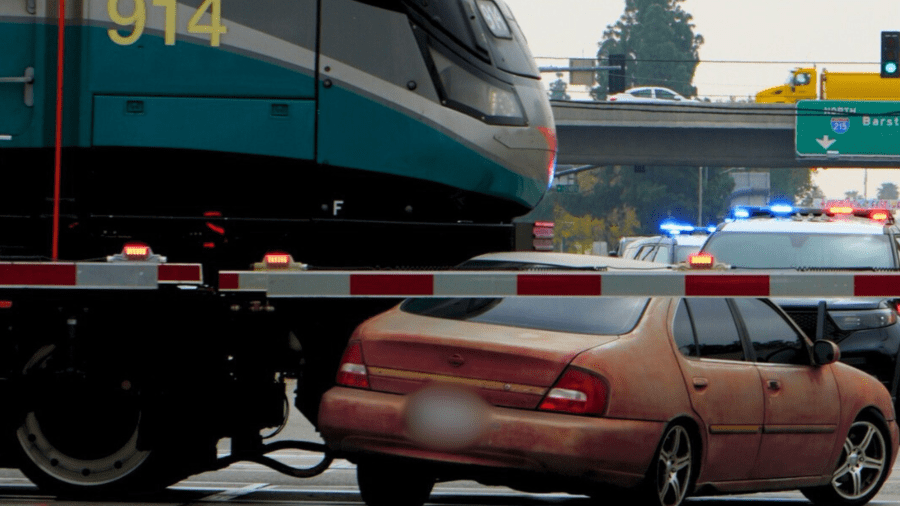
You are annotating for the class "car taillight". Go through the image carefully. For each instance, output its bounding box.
[538,367,608,416]
[688,252,714,269]
[870,210,890,222]
[336,341,370,389]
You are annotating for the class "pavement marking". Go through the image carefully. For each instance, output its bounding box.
[202,482,269,501]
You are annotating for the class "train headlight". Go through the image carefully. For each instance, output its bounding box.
[475,0,511,39]
[428,47,526,126]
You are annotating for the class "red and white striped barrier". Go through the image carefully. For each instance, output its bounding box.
[217,270,900,298]
[0,262,203,289]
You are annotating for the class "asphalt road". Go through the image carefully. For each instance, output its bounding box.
[1,380,900,505]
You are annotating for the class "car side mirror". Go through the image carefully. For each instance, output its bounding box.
[813,340,840,366]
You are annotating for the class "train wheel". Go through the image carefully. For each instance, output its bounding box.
[11,345,193,498]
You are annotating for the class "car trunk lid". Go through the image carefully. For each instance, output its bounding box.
[357,308,620,409]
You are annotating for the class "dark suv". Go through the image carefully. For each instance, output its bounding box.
[696,205,900,405]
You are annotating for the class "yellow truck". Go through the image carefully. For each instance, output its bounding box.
[755,67,900,103]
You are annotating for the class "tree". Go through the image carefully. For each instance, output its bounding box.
[798,184,826,207]
[877,182,899,200]
[591,0,703,100]
[844,190,861,201]
[766,168,815,203]
[534,165,732,238]
[549,73,571,101]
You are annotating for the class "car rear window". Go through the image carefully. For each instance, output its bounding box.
[401,297,649,335]
[703,232,896,268]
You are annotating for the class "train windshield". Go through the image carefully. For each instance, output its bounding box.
[481,0,540,78]
[404,0,540,79]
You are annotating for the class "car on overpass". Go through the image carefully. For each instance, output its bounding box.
[607,86,696,103]
[692,204,900,410]
[319,250,897,506]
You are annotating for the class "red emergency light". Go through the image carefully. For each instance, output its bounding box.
[828,206,853,215]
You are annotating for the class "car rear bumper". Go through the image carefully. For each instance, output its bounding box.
[318,386,666,489]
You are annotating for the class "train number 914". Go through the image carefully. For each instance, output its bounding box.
[107,0,228,47]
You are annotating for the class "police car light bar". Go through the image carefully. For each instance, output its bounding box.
[660,220,700,235]
[769,203,794,215]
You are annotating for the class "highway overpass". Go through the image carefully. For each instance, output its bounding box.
[551,101,900,168]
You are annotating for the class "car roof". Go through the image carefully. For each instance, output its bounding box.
[672,234,709,246]
[468,251,669,270]
[718,218,888,235]
[625,86,668,92]
[627,234,708,245]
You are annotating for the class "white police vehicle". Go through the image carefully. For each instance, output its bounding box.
[692,204,900,406]
[619,221,715,265]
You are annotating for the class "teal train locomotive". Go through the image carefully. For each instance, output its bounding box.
[0,0,556,267]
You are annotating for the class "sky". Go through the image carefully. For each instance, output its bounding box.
[503,0,900,201]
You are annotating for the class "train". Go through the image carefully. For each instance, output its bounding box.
[0,0,556,497]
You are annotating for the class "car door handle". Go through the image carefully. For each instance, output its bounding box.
[767,379,781,391]
[692,377,709,389]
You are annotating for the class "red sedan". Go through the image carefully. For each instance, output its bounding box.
[318,253,899,506]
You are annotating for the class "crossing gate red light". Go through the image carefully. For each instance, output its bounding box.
[687,252,714,269]
[265,253,292,267]
[253,252,306,271]
[122,243,151,261]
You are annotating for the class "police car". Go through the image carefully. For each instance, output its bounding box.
[619,221,714,265]
[691,204,900,406]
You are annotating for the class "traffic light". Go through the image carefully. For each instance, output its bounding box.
[881,31,900,78]
[608,54,626,94]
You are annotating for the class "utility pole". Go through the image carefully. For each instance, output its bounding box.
[698,167,703,226]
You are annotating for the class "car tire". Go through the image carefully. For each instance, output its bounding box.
[802,415,891,506]
[637,423,695,506]
[356,458,435,506]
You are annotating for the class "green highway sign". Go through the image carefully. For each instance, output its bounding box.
[796,100,900,159]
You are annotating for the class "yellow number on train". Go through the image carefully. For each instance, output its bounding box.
[106,0,228,47]
[152,0,177,45]
[107,0,146,46]
[188,0,228,47]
